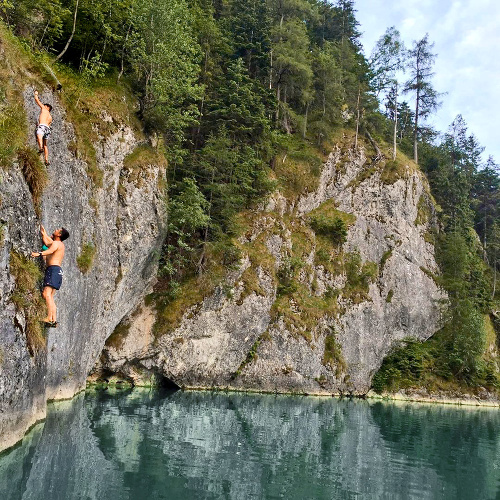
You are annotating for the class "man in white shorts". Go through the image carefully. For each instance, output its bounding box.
[34,89,53,166]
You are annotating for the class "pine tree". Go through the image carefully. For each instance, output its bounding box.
[404,34,441,164]
[227,0,271,81]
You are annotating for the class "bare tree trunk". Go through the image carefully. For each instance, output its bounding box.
[42,63,63,90]
[38,19,51,47]
[492,252,497,300]
[269,49,273,90]
[118,23,132,81]
[303,102,309,139]
[275,84,281,122]
[365,131,382,158]
[414,82,420,164]
[198,170,215,276]
[393,82,398,161]
[354,86,360,149]
[56,0,79,61]
[283,86,291,134]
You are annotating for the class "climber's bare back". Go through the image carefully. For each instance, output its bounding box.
[38,106,52,127]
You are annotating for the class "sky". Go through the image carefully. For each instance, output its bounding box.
[354,0,500,163]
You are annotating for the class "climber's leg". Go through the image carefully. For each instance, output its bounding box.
[43,138,49,165]
[42,286,57,323]
[36,126,44,153]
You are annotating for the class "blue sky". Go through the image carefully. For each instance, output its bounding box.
[355,0,500,163]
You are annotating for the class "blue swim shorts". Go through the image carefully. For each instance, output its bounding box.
[43,265,63,290]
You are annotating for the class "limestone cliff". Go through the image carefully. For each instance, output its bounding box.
[0,49,445,453]
[94,141,445,395]
[0,87,166,451]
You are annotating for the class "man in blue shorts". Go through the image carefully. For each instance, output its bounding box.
[32,225,70,327]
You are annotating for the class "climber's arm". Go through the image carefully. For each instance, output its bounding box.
[40,225,53,245]
[31,241,59,258]
[34,90,43,109]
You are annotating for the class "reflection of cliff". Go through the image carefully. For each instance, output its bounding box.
[369,402,500,498]
[2,391,499,499]
[1,394,121,500]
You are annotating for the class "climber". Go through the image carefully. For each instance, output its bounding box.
[33,90,53,166]
[31,225,70,327]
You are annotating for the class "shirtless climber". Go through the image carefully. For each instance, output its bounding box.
[34,90,53,166]
[31,225,70,327]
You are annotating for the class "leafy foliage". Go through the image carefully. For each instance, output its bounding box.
[309,215,348,245]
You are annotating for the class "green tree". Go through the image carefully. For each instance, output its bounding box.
[227,0,271,81]
[163,177,210,284]
[270,16,313,132]
[472,157,500,254]
[309,41,344,143]
[404,34,441,164]
[128,0,203,161]
[369,26,406,159]
[1,0,70,49]
[206,58,272,145]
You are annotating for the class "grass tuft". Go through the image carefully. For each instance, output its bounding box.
[106,319,131,351]
[17,146,48,214]
[9,251,46,355]
[76,242,96,274]
[323,328,347,376]
[232,333,270,378]
[415,193,432,225]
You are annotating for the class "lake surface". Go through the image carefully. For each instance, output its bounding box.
[1,389,499,499]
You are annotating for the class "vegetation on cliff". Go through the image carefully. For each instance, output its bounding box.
[1,1,498,392]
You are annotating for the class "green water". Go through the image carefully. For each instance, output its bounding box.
[1,389,499,499]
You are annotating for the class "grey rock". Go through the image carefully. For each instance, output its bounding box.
[98,145,445,396]
[0,88,165,451]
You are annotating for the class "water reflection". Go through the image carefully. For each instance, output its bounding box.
[1,390,499,499]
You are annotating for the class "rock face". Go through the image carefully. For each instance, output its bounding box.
[0,89,165,451]
[0,83,445,451]
[95,144,445,395]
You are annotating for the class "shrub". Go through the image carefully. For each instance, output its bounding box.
[379,249,393,272]
[77,242,96,274]
[371,340,430,393]
[309,214,348,245]
[276,256,302,297]
[380,159,406,184]
[9,251,46,354]
[344,251,378,300]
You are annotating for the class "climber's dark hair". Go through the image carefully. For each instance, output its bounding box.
[44,103,53,111]
[60,227,70,241]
